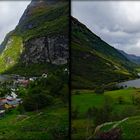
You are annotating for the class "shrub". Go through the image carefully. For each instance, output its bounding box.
[74,91,80,95]
[132,93,140,105]
[17,104,25,114]
[96,128,122,140]
[50,125,68,140]
[117,96,124,104]
[59,84,69,103]
[94,96,113,125]
[86,107,98,119]
[72,106,79,119]
[104,83,122,91]
[95,86,104,94]
[23,87,53,111]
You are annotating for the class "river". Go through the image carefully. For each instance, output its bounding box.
[118,74,140,88]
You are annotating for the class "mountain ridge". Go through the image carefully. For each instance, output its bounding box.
[118,49,140,64]
[71,17,137,89]
[0,0,69,75]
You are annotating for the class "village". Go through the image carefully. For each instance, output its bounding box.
[0,68,68,118]
[0,73,48,117]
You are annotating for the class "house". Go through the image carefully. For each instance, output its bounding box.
[64,68,68,72]
[42,73,48,78]
[11,92,17,99]
[17,79,29,87]
[0,110,5,117]
[6,99,21,107]
[3,98,22,109]
[6,95,13,101]
[0,98,7,111]
[4,103,13,109]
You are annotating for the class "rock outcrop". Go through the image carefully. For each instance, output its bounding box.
[21,35,68,65]
[0,0,69,73]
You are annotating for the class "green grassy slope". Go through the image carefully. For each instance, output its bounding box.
[0,36,23,72]
[0,105,68,140]
[14,1,69,41]
[71,17,138,89]
[72,88,136,115]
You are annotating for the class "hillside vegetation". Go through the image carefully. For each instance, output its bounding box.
[0,0,69,75]
[71,17,138,89]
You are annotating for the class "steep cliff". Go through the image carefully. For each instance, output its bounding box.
[0,0,69,75]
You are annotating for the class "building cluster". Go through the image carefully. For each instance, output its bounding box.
[0,89,22,117]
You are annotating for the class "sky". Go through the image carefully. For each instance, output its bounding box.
[0,1,31,44]
[72,1,140,56]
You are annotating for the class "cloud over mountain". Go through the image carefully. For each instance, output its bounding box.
[0,1,31,44]
[72,1,140,56]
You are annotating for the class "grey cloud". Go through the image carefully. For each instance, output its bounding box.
[72,1,140,55]
[0,1,31,44]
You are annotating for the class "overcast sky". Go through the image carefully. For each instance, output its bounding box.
[72,1,140,56]
[0,1,31,44]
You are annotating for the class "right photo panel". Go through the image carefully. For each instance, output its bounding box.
[71,1,140,140]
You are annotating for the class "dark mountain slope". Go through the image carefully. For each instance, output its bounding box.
[119,49,140,64]
[0,0,69,76]
[71,17,137,89]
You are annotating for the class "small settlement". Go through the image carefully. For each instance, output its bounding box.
[0,73,48,117]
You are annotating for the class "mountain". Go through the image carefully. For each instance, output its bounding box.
[118,49,140,64]
[71,17,138,89]
[0,0,69,76]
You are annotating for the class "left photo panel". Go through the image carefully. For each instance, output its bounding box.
[0,0,69,139]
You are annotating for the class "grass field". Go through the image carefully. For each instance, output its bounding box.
[72,88,137,114]
[72,88,140,140]
[0,105,68,140]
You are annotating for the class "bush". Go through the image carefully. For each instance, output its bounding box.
[23,87,53,111]
[96,128,122,140]
[17,104,25,114]
[59,84,69,103]
[117,96,124,104]
[94,96,113,125]
[72,107,79,119]
[95,86,104,94]
[86,107,98,119]
[74,91,80,95]
[50,125,68,140]
[104,83,121,91]
[132,93,140,105]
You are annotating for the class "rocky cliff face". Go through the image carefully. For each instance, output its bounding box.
[21,35,68,65]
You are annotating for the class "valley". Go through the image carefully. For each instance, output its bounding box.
[71,16,140,139]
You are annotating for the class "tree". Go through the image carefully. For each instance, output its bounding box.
[23,87,53,111]
[59,84,69,103]
[72,106,79,119]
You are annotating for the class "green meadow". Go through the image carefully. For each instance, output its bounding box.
[0,105,68,140]
[72,88,136,114]
[72,88,140,140]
